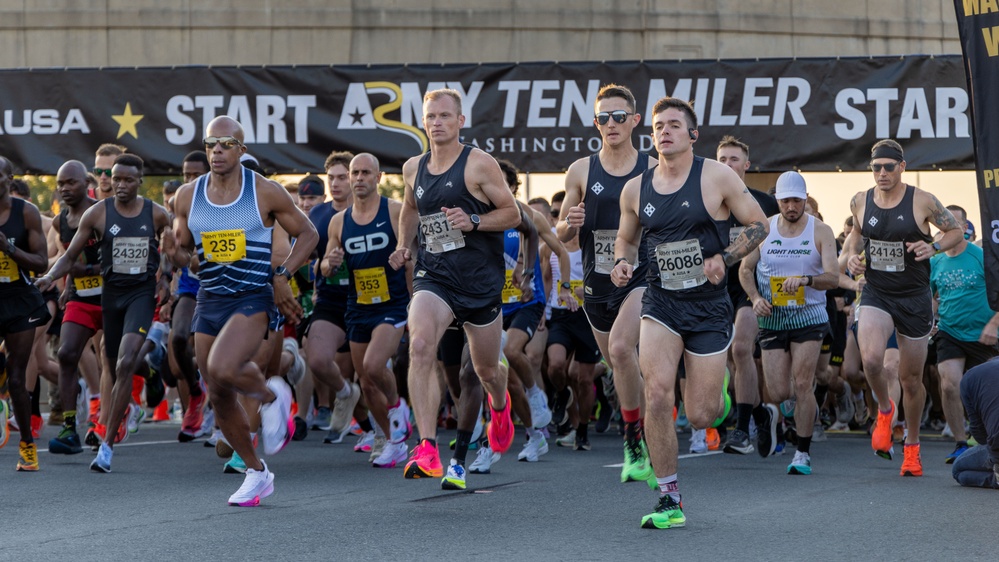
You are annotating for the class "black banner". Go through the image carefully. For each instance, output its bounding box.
[954,1,999,310]
[0,56,974,176]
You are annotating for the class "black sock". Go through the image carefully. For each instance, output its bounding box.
[624,420,641,443]
[577,423,588,441]
[357,417,374,433]
[798,436,812,454]
[422,437,437,448]
[736,403,753,433]
[814,385,828,411]
[453,430,473,465]
[30,384,41,416]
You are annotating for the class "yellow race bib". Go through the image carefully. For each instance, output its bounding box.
[0,252,17,283]
[502,269,522,304]
[202,229,247,263]
[354,267,390,305]
[569,279,584,307]
[769,276,805,307]
[73,275,103,297]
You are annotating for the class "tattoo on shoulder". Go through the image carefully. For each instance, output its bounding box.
[742,187,749,194]
[929,195,960,230]
[725,220,767,265]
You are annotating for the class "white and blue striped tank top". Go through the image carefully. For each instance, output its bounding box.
[188,166,273,295]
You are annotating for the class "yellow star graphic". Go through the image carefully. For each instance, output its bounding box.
[111,102,144,139]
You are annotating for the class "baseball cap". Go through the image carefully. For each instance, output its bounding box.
[966,219,975,239]
[774,171,807,200]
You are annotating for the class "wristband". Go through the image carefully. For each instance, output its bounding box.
[805,275,813,286]
[614,257,630,267]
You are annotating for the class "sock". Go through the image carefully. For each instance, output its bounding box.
[30,384,41,416]
[798,435,812,454]
[64,411,77,430]
[813,384,828,411]
[657,474,680,503]
[576,422,588,441]
[624,420,642,444]
[736,403,753,433]
[453,429,473,465]
[357,416,374,433]
[335,383,352,400]
[422,437,437,448]
[956,440,968,447]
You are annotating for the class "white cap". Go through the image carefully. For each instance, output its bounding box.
[240,153,259,165]
[774,171,807,200]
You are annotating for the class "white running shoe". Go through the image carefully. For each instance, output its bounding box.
[387,398,412,444]
[470,403,484,443]
[260,377,293,455]
[198,408,216,439]
[517,430,549,462]
[527,386,552,429]
[371,441,408,468]
[469,445,501,474]
[368,436,387,463]
[282,338,306,387]
[227,460,275,507]
[330,382,362,435]
[127,403,146,434]
[555,429,576,448]
[689,429,708,454]
[354,431,375,453]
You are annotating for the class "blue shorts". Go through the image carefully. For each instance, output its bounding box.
[345,303,408,344]
[177,268,200,297]
[192,285,276,338]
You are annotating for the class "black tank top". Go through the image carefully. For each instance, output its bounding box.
[99,198,160,288]
[639,156,729,300]
[0,198,32,295]
[414,145,503,300]
[580,153,651,303]
[861,185,931,296]
[59,206,103,305]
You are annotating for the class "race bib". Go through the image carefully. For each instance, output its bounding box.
[112,237,148,275]
[355,267,390,305]
[593,229,617,274]
[655,239,706,290]
[419,212,465,254]
[868,239,904,272]
[769,276,805,307]
[502,269,522,304]
[0,252,17,282]
[74,275,103,297]
[729,226,745,246]
[201,229,247,264]
[569,279,585,306]
[325,263,349,286]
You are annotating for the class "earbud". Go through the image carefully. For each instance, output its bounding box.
[688,128,697,141]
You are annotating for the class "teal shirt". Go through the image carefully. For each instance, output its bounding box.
[930,243,994,342]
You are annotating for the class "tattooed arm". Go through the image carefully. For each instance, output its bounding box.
[908,190,963,262]
[721,182,769,267]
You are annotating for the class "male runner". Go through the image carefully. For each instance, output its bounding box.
[557,84,657,483]
[739,172,839,475]
[93,144,125,201]
[38,154,171,473]
[612,97,768,529]
[166,116,319,506]
[842,139,963,476]
[389,88,520,480]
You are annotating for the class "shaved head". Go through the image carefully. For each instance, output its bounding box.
[205,116,244,142]
[58,160,88,180]
[351,152,380,172]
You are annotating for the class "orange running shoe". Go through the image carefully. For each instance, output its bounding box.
[151,400,170,422]
[113,406,131,444]
[901,443,922,476]
[706,428,721,451]
[871,399,895,455]
[487,391,515,454]
[404,439,443,479]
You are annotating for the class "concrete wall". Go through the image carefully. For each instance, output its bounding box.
[0,0,960,68]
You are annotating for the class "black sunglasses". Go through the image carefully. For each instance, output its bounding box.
[870,163,898,173]
[93,168,112,177]
[595,110,633,125]
[203,136,242,149]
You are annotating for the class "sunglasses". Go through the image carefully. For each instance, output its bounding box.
[870,163,898,173]
[595,110,634,125]
[93,168,112,177]
[203,136,242,149]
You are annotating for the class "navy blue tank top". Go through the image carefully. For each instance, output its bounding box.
[310,201,350,304]
[414,145,503,301]
[99,198,159,288]
[639,156,729,300]
[341,197,409,309]
[580,153,651,303]
[861,184,931,296]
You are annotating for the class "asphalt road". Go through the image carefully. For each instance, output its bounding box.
[1,420,994,561]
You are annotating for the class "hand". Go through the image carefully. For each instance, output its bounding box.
[907,240,936,262]
[158,293,173,323]
[751,296,773,317]
[979,325,998,347]
[703,254,726,285]
[34,274,53,292]
[0,231,10,254]
[610,260,632,288]
[847,254,866,277]
[160,230,177,258]
[442,207,472,232]
[322,247,345,277]
[558,286,579,312]
[389,248,411,271]
[273,277,304,326]
[854,276,867,293]
[781,276,807,294]
[517,272,533,296]
[565,203,585,229]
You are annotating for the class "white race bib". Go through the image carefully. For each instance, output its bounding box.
[868,239,904,272]
[592,229,617,274]
[655,239,706,290]
[419,212,465,254]
[112,237,148,275]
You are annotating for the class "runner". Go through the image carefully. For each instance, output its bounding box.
[612,96,768,529]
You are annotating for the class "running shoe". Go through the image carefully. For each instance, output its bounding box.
[723,429,755,455]
[706,428,721,451]
[113,406,131,445]
[555,429,576,448]
[780,398,796,419]
[517,430,549,462]
[260,377,294,456]
[527,386,552,429]
[875,446,894,461]
[871,399,896,456]
[292,417,308,441]
[127,404,146,435]
[371,441,408,468]
[330,382,362,435]
[198,408,216,440]
[49,426,83,455]
[486,391,515,454]
[441,459,467,490]
[552,387,572,427]
[689,429,708,455]
[0,400,9,449]
[595,400,613,434]
[404,439,443,479]
[311,406,332,431]
[811,421,827,442]
[835,388,855,425]
[468,445,501,474]
[228,460,274,507]
[574,434,591,451]
[641,494,686,530]
[30,414,43,440]
[945,443,969,465]
[205,427,222,448]
[369,436,387,463]
[353,431,374,452]
[283,338,306,386]
[85,423,104,449]
[787,451,812,475]
[17,441,39,471]
[710,369,732,428]
[756,403,779,458]
[178,389,206,442]
[324,427,348,444]
[622,438,654,483]
[224,451,247,474]
[900,444,923,477]
[388,398,412,444]
[90,443,112,473]
[216,435,235,459]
